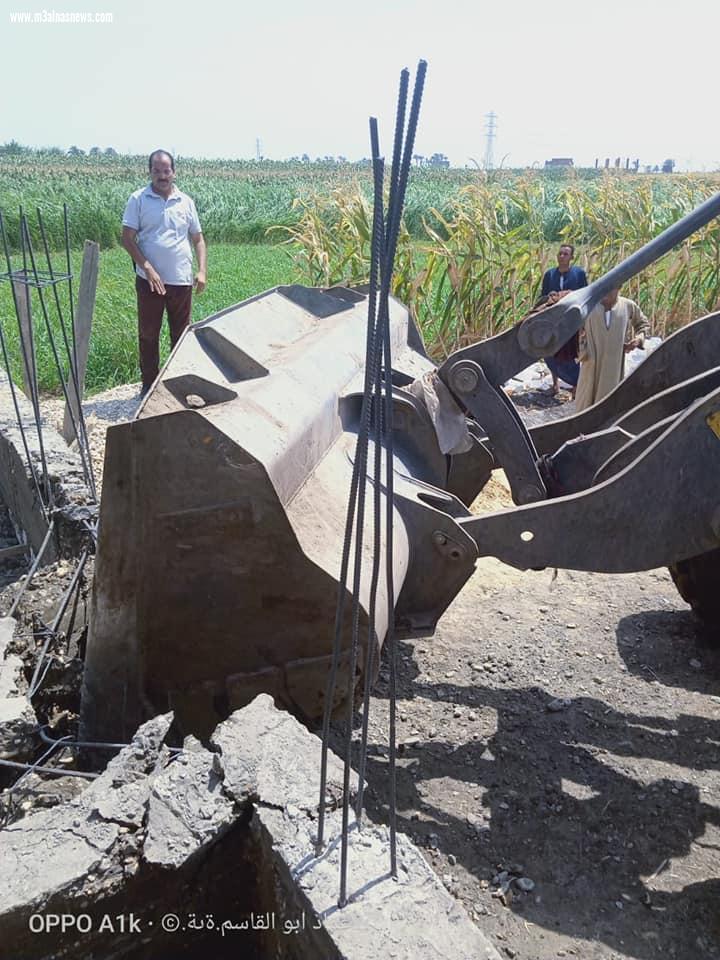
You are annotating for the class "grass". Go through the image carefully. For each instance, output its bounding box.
[2,154,719,389]
[0,243,296,393]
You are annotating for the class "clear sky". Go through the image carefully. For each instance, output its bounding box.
[1,0,717,170]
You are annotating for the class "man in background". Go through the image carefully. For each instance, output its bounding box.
[122,150,207,398]
[575,287,649,411]
[541,243,588,396]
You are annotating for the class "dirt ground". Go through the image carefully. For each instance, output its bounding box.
[2,384,719,960]
[359,557,719,960]
[356,390,720,960]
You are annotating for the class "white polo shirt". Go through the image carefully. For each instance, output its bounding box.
[122,185,202,286]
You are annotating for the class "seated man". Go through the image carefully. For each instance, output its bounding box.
[541,244,588,396]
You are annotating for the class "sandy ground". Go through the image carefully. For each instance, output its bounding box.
[41,382,142,493]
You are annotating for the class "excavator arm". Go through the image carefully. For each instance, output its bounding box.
[430,191,720,585]
[436,191,720,508]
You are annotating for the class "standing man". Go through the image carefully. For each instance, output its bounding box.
[541,244,588,396]
[122,150,207,397]
[575,287,649,411]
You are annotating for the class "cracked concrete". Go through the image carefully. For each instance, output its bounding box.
[225,695,502,960]
[210,693,352,813]
[144,738,236,869]
[0,616,37,761]
[0,694,500,960]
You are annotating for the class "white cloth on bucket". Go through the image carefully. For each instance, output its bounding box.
[404,370,473,456]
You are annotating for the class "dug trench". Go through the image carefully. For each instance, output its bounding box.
[0,384,718,960]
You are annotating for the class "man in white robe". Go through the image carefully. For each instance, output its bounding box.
[575,288,649,412]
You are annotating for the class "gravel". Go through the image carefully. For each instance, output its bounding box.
[42,383,142,494]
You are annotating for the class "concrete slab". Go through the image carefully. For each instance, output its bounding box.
[218,696,501,960]
[256,805,502,960]
[0,695,500,960]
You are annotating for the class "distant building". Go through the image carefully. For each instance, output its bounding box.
[544,157,574,168]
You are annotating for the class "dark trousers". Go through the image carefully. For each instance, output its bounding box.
[136,276,192,389]
[545,355,580,387]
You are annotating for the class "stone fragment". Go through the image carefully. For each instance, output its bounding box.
[0,617,37,760]
[144,746,236,868]
[547,698,572,713]
[211,693,352,811]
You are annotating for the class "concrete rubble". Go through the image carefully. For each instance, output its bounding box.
[0,694,501,960]
[0,616,37,761]
[0,371,96,563]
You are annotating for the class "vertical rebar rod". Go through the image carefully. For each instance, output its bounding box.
[337,125,388,908]
[36,210,96,500]
[383,61,427,282]
[316,130,385,859]
[319,61,427,903]
[0,212,49,518]
[355,128,390,822]
[18,214,53,509]
[22,215,93,506]
[378,59,427,878]
[385,69,409,253]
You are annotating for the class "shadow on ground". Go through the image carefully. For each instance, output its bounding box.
[357,614,720,959]
[616,608,720,694]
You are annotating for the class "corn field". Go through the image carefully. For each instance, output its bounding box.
[2,153,719,359]
[0,154,477,251]
[278,171,720,355]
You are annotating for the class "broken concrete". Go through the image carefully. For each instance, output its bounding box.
[210,693,354,812]
[0,712,255,959]
[1,714,172,920]
[0,694,500,959]
[219,695,502,960]
[143,736,236,869]
[255,807,502,960]
[0,371,96,563]
[0,616,37,761]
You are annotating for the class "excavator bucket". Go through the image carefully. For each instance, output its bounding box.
[80,285,483,743]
